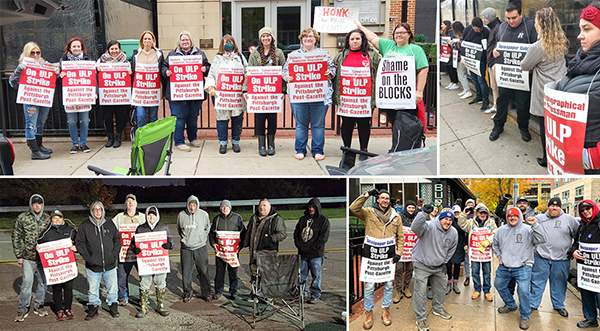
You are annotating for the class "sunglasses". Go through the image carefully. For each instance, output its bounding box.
[581,206,593,211]
[30,51,41,55]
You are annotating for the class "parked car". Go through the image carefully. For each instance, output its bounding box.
[0,133,15,175]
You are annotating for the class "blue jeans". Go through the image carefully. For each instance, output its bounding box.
[17,259,46,313]
[216,114,243,146]
[364,280,393,311]
[581,287,600,321]
[86,267,118,306]
[464,254,470,278]
[66,111,90,145]
[494,265,532,320]
[529,254,569,309]
[291,102,327,155]
[117,262,136,301]
[300,256,323,300]
[22,104,50,140]
[169,100,201,145]
[135,106,158,128]
[470,70,489,103]
[471,261,491,293]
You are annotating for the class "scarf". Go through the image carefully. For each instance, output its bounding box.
[66,53,84,61]
[100,50,126,63]
[373,206,393,225]
[568,41,600,77]
[258,45,277,66]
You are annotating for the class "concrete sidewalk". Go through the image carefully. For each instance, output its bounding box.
[439,75,546,175]
[10,135,436,176]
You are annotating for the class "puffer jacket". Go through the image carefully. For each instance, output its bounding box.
[333,48,381,109]
[556,41,600,150]
[75,201,120,272]
[349,193,404,255]
[294,198,330,258]
[12,194,51,260]
[162,46,211,101]
[204,52,247,120]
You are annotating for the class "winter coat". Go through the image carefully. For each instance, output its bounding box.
[205,52,247,120]
[209,211,246,247]
[486,17,502,67]
[569,199,600,259]
[12,194,51,261]
[555,42,600,149]
[162,46,211,101]
[332,48,381,109]
[75,202,120,272]
[38,221,77,245]
[349,193,404,255]
[399,209,417,227]
[243,204,287,264]
[449,216,467,264]
[294,198,330,259]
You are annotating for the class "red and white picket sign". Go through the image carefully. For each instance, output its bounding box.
[97,62,131,105]
[544,83,589,174]
[132,63,161,107]
[313,6,358,33]
[215,231,241,267]
[337,66,372,117]
[215,63,245,111]
[135,231,170,276]
[440,37,451,63]
[118,223,139,263]
[16,60,58,108]
[246,66,283,113]
[287,51,329,103]
[61,61,97,106]
[36,238,77,286]
[399,226,417,262]
[169,55,204,101]
[468,226,493,262]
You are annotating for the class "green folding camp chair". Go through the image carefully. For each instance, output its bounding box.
[88,116,176,175]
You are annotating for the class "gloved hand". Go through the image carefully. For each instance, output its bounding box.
[368,188,379,197]
[162,242,173,250]
[464,207,473,214]
[500,194,512,204]
[422,204,434,214]
[133,246,141,255]
[392,254,401,263]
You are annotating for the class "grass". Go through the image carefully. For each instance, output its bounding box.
[0,207,346,230]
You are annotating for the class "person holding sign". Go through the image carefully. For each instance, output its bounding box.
[457,203,498,302]
[446,206,467,295]
[333,29,380,159]
[111,194,144,306]
[349,189,403,329]
[489,1,537,142]
[462,17,491,111]
[209,200,246,300]
[205,35,248,154]
[60,37,94,154]
[355,21,429,152]
[13,194,51,322]
[293,197,330,304]
[440,21,459,90]
[96,40,132,148]
[493,207,546,331]
[451,21,473,100]
[570,200,600,328]
[553,2,600,174]
[9,42,58,160]
[283,28,336,161]
[75,201,120,320]
[520,8,568,168]
[393,200,417,303]
[131,206,173,318]
[529,197,579,317]
[37,210,77,321]
[131,31,166,128]
[246,27,286,157]
[163,31,211,152]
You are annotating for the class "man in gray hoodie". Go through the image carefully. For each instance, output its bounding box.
[529,197,579,317]
[411,209,458,331]
[177,195,211,302]
[493,207,546,330]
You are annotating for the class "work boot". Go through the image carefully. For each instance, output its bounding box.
[267,134,276,155]
[84,305,98,321]
[258,135,267,156]
[485,292,494,302]
[363,310,373,330]
[105,133,114,148]
[403,287,412,298]
[27,140,50,160]
[520,130,532,142]
[155,288,170,317]
[519,318,529,330]
[471,291,481,300]
[489,126,504,141]
[497,305,518,314]
[109,302,119,318]
[381,307,392,326]
[136,289,150,318]
[393,288,402,303]
[36,135,53,154]
[113,133,122,148]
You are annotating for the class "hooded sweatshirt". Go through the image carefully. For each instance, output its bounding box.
[569,199,600,259]
[12,194,51,260]
[411,211,458,268]
[177,195,210,250]
[458,203,498,246]
[492,208,546,268]
[75,201,120,272]
[535,209,579,260]
[400,201,417,227]
[293,198,330,258]
[209,209,246,247]
[133,206,173,250]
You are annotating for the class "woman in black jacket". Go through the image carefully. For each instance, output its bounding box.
[38,210,77,321]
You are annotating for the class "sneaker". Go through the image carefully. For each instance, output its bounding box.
[64,309,74,320]
[468,98,482,105]
[459,91,473,99]
[80,144,91,153]
[14,310,29,322]
[519,318,529,330]
[448,83,460,90]
[445,83,453,89]
[56,310,66,321]
[555,308,569,317]
[176,144,191,152]
[33,306,48,317]
[294,153,305,160]
[483,106,496,114]
[232,143,241,153]
[314,153,325,161]
[118,298,128,306]
[307,297,321,304]
[190,139,202,147]
[416,319,430,331]
[109,302,119,318]
[577,319,599,328]
[432,308,452,320]
[219,144,227,154]
[490,113,496,120]
[183,294,193,303]
[458,90,468,97]
[497,305,518,314]
[70,145,79,154]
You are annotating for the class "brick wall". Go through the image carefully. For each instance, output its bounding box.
[387,0,416,37]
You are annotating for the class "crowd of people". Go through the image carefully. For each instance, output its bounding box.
[9,21,432,163]
[11,194,330,322]
[441,0,600,174]
[351,189,600,331]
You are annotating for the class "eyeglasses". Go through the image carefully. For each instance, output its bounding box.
[394,31,409,36]
[581,206,593,211]
[31,51,41,55]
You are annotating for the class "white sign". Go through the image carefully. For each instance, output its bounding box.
[61,61,97,106]
[359,235,396,283]
[97,62,132,105]
[468,226,493,262]
[169,55,204,101]
[215,231,241,267]
[313,6,358,34]
[461,41,483,76]
[495,42,531,91]
[577,242,600,293]
[16,60,58,108]
[287,50,329,103]
[132,63,161,107]
[37,238,78,286]
[135,231,170,276]
[337,65,372,117]
[246,66,283,113]
[375,56,416,109]
[215,63,245,111]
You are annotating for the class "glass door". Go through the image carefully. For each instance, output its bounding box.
[272,3,306,57]
[233,2,270,59]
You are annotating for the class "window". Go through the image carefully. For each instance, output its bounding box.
[222,2,232,36]
[562,191,570,202]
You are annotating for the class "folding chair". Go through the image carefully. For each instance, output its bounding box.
[88,116,176,175]
[250,251,305,330]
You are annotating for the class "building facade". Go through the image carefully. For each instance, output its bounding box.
[551,179,600,216]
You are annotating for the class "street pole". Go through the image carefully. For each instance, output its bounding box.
[513,179,519,206]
